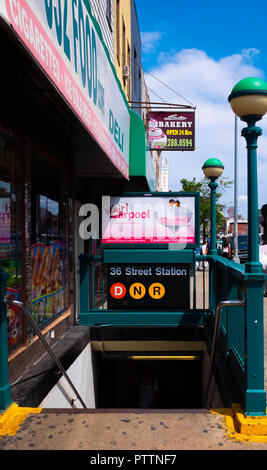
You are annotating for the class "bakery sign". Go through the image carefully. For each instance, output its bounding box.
[148,111,195,151]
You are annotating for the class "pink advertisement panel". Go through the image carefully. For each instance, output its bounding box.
[102,195,196,245]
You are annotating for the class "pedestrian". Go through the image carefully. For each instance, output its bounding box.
[222,237,230,259]
[201,240,208,270]
[137,366,159,408]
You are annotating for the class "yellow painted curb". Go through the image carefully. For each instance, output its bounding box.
[232,403,267,436]
[0,403,42,438]
[211,404,267,444]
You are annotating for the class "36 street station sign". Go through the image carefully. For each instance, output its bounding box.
[107,264,190,310]
[148,111,195,151]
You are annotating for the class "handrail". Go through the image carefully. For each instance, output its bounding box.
[204,299,246,408]
[5,299,87,409]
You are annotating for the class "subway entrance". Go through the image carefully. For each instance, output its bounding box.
[95,353,203,409]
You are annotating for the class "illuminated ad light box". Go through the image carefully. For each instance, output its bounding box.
[148,111,195,151]
[102,193,200,247]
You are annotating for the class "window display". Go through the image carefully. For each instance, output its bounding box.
[30,154,69,327]
[0,129,23,348]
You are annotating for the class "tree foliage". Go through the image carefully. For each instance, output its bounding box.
[180,176,233,239]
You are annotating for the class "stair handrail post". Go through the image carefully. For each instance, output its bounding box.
[0,268,12,411]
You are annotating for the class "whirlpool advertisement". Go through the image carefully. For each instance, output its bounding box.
[102,194,199,245]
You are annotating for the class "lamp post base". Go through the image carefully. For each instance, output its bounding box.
[245,261,263,274]
[0,383,12,412]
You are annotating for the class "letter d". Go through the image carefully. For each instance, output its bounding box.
[115,286,123,296]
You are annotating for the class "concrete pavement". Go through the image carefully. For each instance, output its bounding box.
[2,407,267,451]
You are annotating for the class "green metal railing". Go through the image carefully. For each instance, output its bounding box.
[208,255,266,415]
[79,251,267,415]
[1,251,266,415]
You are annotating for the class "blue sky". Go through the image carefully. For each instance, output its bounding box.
[135,0,267,218]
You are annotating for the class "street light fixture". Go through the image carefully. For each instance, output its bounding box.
[202,158,224,255]
[202,158,224,180]
[228,77,267,273]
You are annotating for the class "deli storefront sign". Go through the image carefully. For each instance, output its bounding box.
[148,111,195,151]
[1,0,130,178]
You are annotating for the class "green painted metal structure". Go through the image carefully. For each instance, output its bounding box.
[77,184,267,416]
[0,269,12,412]
[78,249,267,415]
[1,176,267,415]
[208,255,266,415]
[76,178,267,415]
[242,117,263,274]
[0,238,266,415]
[129,111,157,192]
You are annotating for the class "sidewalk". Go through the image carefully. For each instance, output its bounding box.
[2,405,267,450]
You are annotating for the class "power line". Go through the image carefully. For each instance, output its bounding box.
[144,86,167,104]
[144,69,196,108]
[121,52,196,109]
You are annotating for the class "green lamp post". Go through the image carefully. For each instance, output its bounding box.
[202,158,224,256]
[228,77,267,273]
[229,78,267,416]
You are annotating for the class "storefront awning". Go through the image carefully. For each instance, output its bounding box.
[0,1,130,179]
[129,111,157,192]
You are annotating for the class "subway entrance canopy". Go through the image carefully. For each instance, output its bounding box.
[78,191,267,416]
[79,191,201,327]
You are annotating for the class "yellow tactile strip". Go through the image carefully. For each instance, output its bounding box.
[211,404,267,444]
[0,403,42,438]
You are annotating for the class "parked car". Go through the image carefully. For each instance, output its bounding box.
[229,235,248,263]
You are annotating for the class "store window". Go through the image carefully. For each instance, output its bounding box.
[87,240,107,309]
[31,151,69,327]
[0,128,23,349]
[38,195,59,244]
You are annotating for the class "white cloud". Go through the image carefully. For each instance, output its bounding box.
[241,48,260,61]
[141,32,162,53]
[144,48,267,216]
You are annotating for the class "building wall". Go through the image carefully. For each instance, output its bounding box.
[0,1,132,387]
[114,0,132,101]
[39,344,96,409]
[90,0,115,63]
[225,219,248,235]
[159,156,170,192]
[130,0,142,114]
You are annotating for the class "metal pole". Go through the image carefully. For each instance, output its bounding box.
[242,117,262,273]
[234,115,240,262]
[209,179,218,256]
[6,300,87,409]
